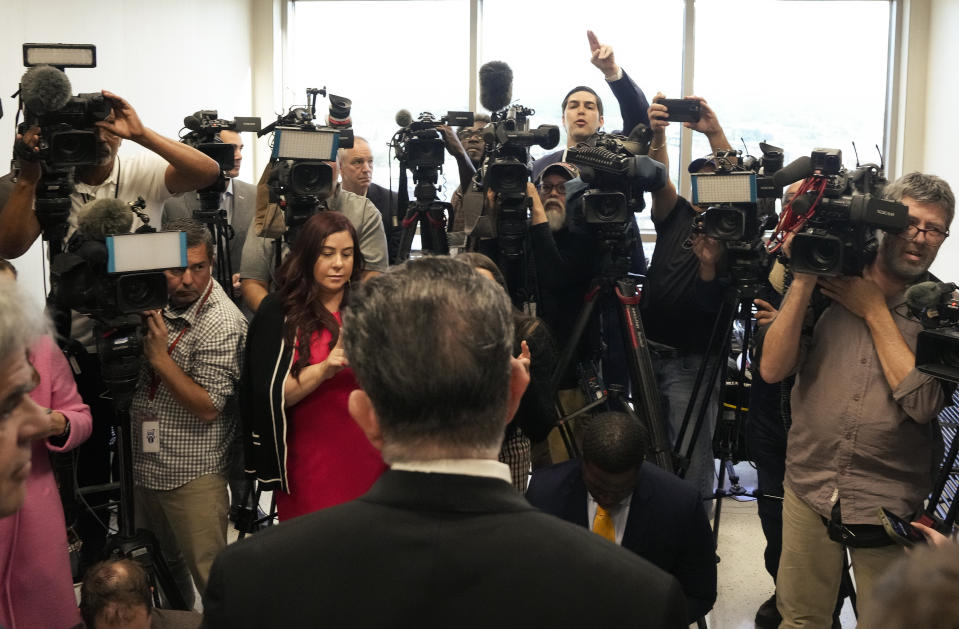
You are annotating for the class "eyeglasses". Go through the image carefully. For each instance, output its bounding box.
[457,130,482,141]
[539,183,566,195]
[901,223,949,245]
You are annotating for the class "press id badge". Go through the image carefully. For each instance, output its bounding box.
[141,416,160,453]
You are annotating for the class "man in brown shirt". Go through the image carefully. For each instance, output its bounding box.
[760,171,954,628]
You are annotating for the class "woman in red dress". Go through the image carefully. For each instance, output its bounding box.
[261,212,386,520]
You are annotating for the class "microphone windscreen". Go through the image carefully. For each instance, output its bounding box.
[77,198,135,240]
[772,156,813,188]
[395,109,413,128]
[479,61,513,112]
[20,65,72,115]
[905,281,944,310]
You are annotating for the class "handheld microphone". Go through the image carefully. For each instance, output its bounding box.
[478,61,513,112]
[20,65,72,115]
[395,109,413,128]
[772,155,813,188]
[77,198,135,240]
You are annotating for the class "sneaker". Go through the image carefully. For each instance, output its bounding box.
[754,593,780,629]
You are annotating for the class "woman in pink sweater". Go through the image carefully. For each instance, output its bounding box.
[0,327,93,628]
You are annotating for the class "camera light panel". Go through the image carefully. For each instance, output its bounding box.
[272,128,339,161]
[691,172,757,205]
[106,231,188,273]
[23,43,96,68]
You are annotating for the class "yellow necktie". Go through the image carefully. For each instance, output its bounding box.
[593,505,615,542]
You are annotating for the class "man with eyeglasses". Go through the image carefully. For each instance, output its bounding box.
[759,171,955,627]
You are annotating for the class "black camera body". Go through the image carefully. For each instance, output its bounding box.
[690,144,784,294]
[19,93,112,168]
[789,149,908,276]
[258,88,353,242]
[394,111,472,171]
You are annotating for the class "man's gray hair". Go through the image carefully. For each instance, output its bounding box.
[884,172,955,227]
[162,217,214,262]
[337,136,369,166]
[0,279,47,365]
[342,257,514,462]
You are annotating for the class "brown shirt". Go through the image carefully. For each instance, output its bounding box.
[785,290,946,524]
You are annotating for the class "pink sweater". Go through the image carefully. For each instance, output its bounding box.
[0,336,92,629]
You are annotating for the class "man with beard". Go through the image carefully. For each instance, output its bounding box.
[759,172,954,627]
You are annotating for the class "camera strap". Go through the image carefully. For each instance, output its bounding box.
[79,157,121,204]
[147,281,214,401]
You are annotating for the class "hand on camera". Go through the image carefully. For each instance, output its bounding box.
[437,124,468,160]
[97,91,146,141]
[528,182,548,226]
[587,30,620,80]
[910,521,953,548]
[141,310,169,366]
[13,127,42,184]
[682,96,723,137]
[753,298,779,325]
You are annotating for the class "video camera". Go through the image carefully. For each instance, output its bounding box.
[179,110,260,220]
[459,104,559,260]
[393,110,473,170]
[257,87,353,242]
[908,281,959,383]
[688,143,784,293]
[566,126,663,228]
[13,44,109,245]
[770,148,909,276]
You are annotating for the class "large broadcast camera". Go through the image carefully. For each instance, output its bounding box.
[179,110,260,217]
[688,143,784,294]
[391,109,473,260]
[14,43,110,248]
[907,281,959,383]
[768,148,909,276]
[50,197,187,407]
[459,61,559,260]
[257,87,353,243]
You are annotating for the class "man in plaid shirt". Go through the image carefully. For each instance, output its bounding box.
[131,218,247,606]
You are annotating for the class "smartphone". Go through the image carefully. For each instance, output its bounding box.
[878,507,926,546]
[655,98,701,123]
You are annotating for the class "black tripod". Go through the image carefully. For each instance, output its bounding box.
[671,285,762,541]
[96,320,189,610]
[550,228,673,472]
[394,164,450,263]
[193,181,236,297]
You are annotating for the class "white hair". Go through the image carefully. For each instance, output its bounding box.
[0,278,47,364]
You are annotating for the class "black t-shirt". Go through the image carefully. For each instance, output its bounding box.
[641,196,723,352]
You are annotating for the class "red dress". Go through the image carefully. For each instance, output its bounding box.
[276,316,387,521]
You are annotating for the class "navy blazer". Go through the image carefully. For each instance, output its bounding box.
[526,459,717,622]
[202,470,687,629]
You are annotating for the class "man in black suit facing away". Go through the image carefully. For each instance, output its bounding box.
[202,257,686,629]
[526,412,717,624]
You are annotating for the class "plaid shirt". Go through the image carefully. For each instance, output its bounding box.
[132,279,247,490]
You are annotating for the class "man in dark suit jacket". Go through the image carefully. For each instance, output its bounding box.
[526,411,717,624]
[162,129,255,289]
[202,257,686,629]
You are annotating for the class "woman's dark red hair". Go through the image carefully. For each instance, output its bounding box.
[275,212,364,377]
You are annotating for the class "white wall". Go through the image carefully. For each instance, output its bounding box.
[0,0,258,303]
[923,0,959,279]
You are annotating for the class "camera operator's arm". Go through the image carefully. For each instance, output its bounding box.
[437,124,476,193]
[818,275,916,391]
[759,271,817,383]
[684,96,732,153]
[97,91,219,194]
[0,129,44,258]
[588,30,651,132]
[648,93,679,223]
[142,310,220,422]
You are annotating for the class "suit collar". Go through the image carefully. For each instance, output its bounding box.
[360,469,532,514]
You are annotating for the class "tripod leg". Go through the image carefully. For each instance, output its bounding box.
[613,280,673,473]
[394,209,421,264]
[420,204,450,255]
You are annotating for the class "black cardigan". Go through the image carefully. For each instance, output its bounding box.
[241,293,294,491]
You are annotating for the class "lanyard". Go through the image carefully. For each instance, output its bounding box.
[147,281,215,401]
